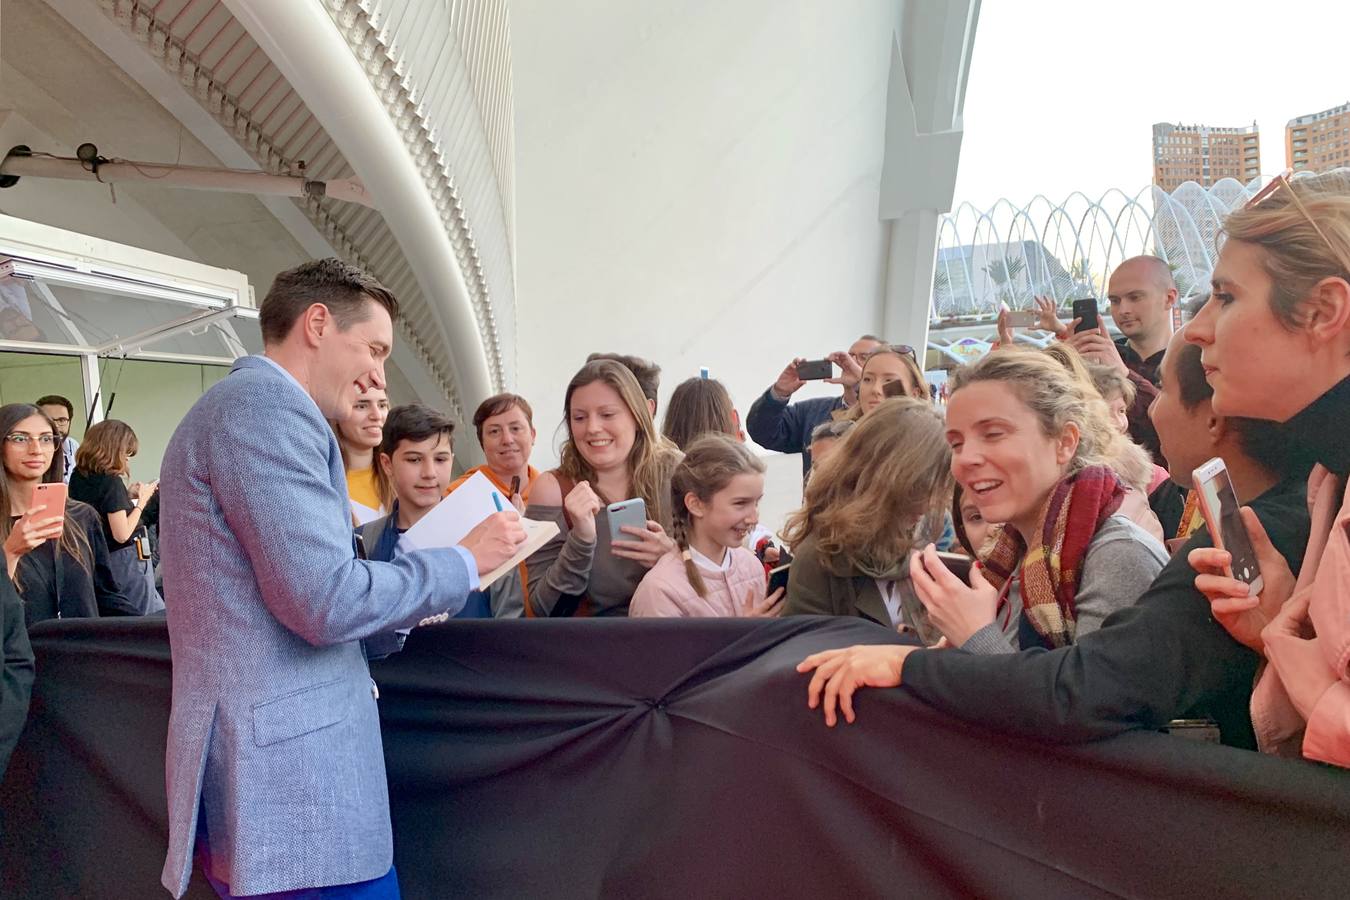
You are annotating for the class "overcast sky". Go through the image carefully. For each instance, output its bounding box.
[952,0,1350,212]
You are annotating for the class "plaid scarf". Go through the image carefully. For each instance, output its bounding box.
[979,465,1125,648]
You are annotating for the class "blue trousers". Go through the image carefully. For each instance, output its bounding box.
[196,810,401,899]
[201,864,401,899]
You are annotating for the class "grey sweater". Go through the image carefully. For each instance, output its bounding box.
[523,503,648,617]
[963,514,1167,654]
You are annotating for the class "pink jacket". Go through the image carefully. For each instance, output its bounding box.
[630,547,768,618]
[1251,466,1350,766]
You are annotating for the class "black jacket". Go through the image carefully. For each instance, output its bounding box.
[902,476,1311,748]
[14,500,137,626]
[0,570,35,779]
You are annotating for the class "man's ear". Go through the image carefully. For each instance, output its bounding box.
[299,302,332,348]
[378,452,394,478]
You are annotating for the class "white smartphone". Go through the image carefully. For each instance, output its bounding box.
[1192,457,1264,594]
[606,498,649,546]
[1003,309,1038,328]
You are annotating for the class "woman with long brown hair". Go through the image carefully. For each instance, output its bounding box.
[780,397,950,644]
[2,403,133,624]
[524,359,682,616]
[70,419,163,614]
[660,377,739,451]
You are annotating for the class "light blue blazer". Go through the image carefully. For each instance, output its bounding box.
[158,355,473,897]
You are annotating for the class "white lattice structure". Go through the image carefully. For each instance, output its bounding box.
[931,176,1270,322]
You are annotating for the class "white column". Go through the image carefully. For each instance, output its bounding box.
[882,210,940,354]
[80,353,103,427]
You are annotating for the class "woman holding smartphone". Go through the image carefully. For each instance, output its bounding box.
[1186,169,1350,767]
[794,268,1316,754]
[525,359,681,616]
[905,350,1167,654]
[1,404,133,625]
[69,419,162,614]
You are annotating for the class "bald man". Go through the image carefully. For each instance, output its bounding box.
[1068,256,1178,467]
[1104,255,1177,381]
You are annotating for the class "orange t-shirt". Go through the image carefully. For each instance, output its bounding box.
[445,464,539,504]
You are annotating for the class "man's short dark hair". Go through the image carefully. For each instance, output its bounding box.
[585,352,661,403]
[259,258,399,345]
[472,393,534,445]
[35,394,74,417]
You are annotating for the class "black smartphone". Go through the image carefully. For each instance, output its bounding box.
[767,563,791,595]
[795,359,833,381]
[1072,298,1099,334]
[934,551,973,583]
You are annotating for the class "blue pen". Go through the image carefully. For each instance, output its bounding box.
[492,491,504,512]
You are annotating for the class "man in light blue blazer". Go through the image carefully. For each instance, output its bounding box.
[158,259,526,898]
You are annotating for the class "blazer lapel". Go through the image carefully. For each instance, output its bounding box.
[851,576,892,627]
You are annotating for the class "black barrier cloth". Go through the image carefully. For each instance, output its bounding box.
[3,617,1349,899]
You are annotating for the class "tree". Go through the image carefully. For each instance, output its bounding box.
[982,255,1026,308]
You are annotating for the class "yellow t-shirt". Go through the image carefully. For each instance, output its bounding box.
[346,466,384,521]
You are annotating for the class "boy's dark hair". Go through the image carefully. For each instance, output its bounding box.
[472,393,534,445]
[379,404,456,458]
[35,395,74,417]
[586,352,661,403]
[259,258,398,345]
[374,404,456,509]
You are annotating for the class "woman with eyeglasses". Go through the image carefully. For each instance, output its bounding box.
[1,403,134,625]
[1187,168,1350,768]
[69,419,163,615]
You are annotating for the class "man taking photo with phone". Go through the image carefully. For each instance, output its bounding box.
[746,334,883,478]
[1058,256,1178,466]
[157,259,527,899]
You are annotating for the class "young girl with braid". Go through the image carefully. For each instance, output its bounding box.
[629,434,783,618]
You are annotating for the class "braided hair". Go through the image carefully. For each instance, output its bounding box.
[668,433,765,598]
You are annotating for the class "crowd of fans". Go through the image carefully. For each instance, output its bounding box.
[2,168,1349,790]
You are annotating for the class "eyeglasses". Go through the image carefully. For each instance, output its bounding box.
[48,417,71,426]
[4,433,57,448]
[1244,169,1347,270]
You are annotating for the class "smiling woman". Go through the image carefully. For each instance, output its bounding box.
[333,386,390,521]
[523,359,681,617]
[916,348,1167,653]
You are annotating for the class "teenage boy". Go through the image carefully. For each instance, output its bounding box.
[362,404,522,622]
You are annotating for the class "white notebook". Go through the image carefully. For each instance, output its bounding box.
[399,471,558,589]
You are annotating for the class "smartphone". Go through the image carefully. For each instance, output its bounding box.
[1072,298,1100,333]
[606,498,649,545]
[795,359,833,381]
[767,563,791,595]
[32,482,68,518]
[1192,457,1263,594]
[1003,309,1038,328]
[934,550,973,583]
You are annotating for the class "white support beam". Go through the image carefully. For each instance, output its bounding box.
[878,0,981,357]
[80,352,102,427]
